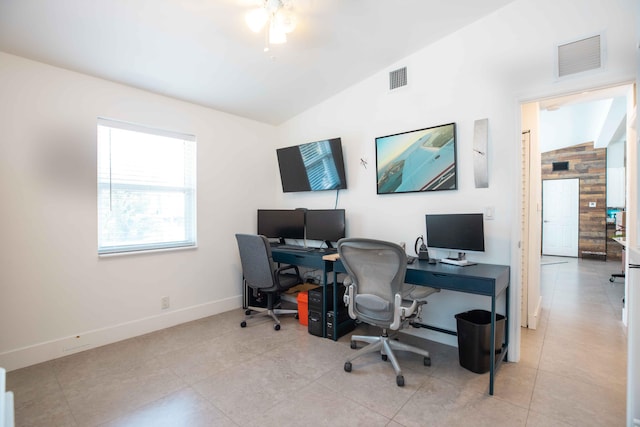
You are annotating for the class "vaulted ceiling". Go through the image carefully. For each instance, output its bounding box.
[0,0,517,124]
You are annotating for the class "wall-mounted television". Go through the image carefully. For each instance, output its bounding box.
[276,138,347,193]
[375,122,457,194]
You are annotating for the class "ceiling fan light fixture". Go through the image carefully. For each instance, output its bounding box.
[246,0,296,50]
[275,9,297,33]
[245,7,268,33]
[269,22,287,44]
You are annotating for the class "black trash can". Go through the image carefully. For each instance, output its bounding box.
[455,309,506,374]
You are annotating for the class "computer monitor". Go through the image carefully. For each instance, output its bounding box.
[257,209,305,243]
[305,209,346,248]
[425,213,485,260]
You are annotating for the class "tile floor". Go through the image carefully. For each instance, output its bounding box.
[7,256,627,426]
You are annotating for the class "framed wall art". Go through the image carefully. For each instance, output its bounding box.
[375,122,457,194]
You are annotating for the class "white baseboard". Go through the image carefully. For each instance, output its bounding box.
[0,296,242,372]
[527,296,543,330]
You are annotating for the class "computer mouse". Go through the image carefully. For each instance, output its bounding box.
[428,258,437,264]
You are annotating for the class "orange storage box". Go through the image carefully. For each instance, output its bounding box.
[297,291,309,326]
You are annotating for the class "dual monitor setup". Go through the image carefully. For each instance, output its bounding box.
[258,209,486,264]
[257,209,346,249]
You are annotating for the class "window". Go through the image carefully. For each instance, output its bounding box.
[97,118,196,255]
[299,140,340,191]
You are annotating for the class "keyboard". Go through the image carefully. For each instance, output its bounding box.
[439,257,476,266]
[276,245,313,251]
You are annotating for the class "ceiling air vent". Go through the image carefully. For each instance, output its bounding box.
[557,34,602,78]
[389,67,407,90]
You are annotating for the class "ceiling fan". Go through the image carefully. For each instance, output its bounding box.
[238,0,315,51]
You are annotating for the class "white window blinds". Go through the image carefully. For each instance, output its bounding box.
[299,140,340,191]
[97,118,196,255]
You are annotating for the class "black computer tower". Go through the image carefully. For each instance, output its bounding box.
[308,283,346,312]
[308,284,347,337]
[326,310,355,339]
[308,310,323,337]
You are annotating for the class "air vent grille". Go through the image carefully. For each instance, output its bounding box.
[552,161,569,171]
[557,35,602,78]
[389,67,407,90]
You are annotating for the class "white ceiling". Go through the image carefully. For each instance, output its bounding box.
[0,0,517,125]
[538,84,630,153]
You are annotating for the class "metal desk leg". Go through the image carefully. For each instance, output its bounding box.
[505,283,510,359]
[322,266,328,338]
[489,295,496,395]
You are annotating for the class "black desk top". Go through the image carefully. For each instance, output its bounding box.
[407,258,509,279]
[272,247,510,297]
[404,259,510,296]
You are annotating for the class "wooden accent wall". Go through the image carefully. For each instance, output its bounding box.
[541,142,607,258]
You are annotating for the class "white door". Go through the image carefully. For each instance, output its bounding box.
[542,178,579,257]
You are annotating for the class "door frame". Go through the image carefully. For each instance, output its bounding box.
[516,81,635,340]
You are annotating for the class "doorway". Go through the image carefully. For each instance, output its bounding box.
[519,82,633,332]
[542,178,579,257]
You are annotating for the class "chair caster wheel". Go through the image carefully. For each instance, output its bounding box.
[396,375,405,387]
[240,321,247,328]
[610,277,615,282]
[274,324,281,331]
[245,309,252,315]
[381,354,388,361]
[295,313,299,319]
[424,357,431,366]
[344,362,352,372]
[350,341,357,349]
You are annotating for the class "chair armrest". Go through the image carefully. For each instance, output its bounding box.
[344,283,357,320]
[275,264,301,277]
[391,293,418,330]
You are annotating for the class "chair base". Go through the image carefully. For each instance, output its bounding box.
[241,306,298,331]
[345,331,431,386]
[609,273,624,283]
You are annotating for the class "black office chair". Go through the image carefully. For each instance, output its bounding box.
[339,238,438,386]
[235,233,303,330]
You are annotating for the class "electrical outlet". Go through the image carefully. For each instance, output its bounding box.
[161,296,170,310]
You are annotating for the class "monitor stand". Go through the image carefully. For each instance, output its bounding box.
[439,252,476,267]
[325,240,334,249]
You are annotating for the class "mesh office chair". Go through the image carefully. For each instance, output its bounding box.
[339,238,439,386]
[235,233,303,330]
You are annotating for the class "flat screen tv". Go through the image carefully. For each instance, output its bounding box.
[375,122,457,194]
[276,138,347,193]
[425,213,485,258]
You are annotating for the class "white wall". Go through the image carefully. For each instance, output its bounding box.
[0,52,277,370]
[276,0,637,349]
[0,0,636,370]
